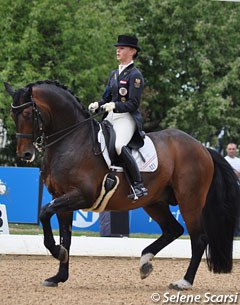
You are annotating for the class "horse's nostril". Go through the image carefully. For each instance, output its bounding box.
[24,152,33,160]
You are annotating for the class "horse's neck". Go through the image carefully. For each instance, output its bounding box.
[42,121,104,183]
[45,117,96,156]
[42,102,86,134]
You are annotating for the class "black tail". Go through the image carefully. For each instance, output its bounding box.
[203,148,240,273]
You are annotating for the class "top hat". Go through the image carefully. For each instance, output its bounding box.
[114,35,141,52]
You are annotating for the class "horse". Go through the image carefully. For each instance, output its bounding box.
[4,80,239,290]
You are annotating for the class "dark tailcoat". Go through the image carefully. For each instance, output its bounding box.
[99,64,145,148]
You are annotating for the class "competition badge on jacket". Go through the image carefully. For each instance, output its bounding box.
[134,78,141,88]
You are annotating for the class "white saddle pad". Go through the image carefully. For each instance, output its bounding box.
[98,126,158,172]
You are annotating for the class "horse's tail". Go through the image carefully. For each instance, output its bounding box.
[203,148,239,273]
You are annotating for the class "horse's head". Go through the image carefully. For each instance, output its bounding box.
[4,82,39,162]
[5,80,91,163]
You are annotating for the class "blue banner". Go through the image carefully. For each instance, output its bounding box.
[43,186,187,234]
[0,167,188,234]
[0,167,40,223]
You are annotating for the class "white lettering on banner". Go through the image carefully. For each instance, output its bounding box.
[149,209,182,223]
[72,210,99,228]
[0,179,6,195]
[172,209,181,221]
[0,204,9,234]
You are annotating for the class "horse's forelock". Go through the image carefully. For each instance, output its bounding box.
[13,87,30,106]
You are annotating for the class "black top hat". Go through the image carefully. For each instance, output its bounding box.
[114,35,141,52]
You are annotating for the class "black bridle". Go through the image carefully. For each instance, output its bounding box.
[11,98,44,147]
[11,96,102,154]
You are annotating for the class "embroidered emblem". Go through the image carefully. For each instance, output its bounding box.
[134,78,141,88]
[121,97,126,102]
[119,87,128,96]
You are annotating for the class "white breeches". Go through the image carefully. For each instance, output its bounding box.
[105,112,136,155]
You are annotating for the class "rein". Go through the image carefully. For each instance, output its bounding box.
[42,112,102,154]
[12,97,103,154]
[43,119,92,149]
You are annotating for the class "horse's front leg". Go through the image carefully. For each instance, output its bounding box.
[43,211,73,287]
[39,202,64,261]
[39,189,92,286]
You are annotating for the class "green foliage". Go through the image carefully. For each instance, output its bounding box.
[0,0,240,165]
[132,0,240,144]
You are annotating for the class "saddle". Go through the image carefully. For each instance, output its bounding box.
[84,121,158,209]
[99,120,158,172]
[101,120,118,165]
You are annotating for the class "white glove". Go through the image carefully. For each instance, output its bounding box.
[88,102,99,113]
[102,102,115,113]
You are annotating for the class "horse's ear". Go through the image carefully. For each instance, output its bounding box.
[23,86,32,100]
[4,82,15,97]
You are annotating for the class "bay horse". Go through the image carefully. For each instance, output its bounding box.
[4,80,239,290]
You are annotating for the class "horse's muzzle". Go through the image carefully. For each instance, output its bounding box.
[17,150,36,163]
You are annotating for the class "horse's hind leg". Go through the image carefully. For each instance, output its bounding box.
[169,210,208,290]
[43,212,73,287]
[140,203,184,279]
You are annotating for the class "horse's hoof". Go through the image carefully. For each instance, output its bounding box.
[42,280,58,287]
[139,253,154,279]
[169,278,192,290]
[58,245,68,263]
[168,283,183,291]
[140,262,153,279]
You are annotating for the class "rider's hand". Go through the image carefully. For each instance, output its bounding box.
[102,102,115,113]
[88,102,99,113]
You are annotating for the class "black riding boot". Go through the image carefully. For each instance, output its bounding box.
[120,146,148,200]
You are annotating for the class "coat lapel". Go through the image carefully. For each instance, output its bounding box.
[118,63,135,79]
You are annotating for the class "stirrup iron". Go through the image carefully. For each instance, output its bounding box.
[128,183,148,200]
[128,185,139,200]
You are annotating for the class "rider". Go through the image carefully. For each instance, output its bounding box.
[89,34,148,200]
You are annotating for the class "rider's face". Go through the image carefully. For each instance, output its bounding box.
[116,46,136,65]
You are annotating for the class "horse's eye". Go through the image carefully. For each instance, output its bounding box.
[22,109,32,119]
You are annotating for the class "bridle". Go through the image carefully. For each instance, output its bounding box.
[11,96,102,154]
[11,97,44,149]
